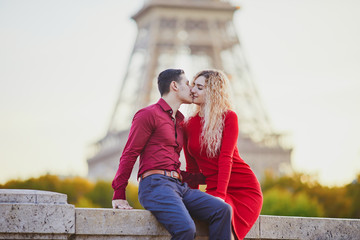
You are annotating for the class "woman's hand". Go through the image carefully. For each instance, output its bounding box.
[214,196,225,202]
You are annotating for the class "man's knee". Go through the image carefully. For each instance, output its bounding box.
[218,201,232,217]
[173,221,196,239]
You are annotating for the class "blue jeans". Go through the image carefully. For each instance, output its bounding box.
[138,174,232,240]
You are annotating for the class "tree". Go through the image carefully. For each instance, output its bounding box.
[126,183,143,209]
[261,187,324,217]
[260,171,354,218]
[346,174,360,218]
[86,180,113,208]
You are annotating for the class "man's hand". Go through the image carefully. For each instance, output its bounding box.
[112,199,133,210]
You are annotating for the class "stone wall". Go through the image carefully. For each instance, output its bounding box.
[1,189,360,240]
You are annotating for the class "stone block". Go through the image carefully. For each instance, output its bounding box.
[259,215,360,240]
[75,208,209,239]
[0,189,67,204]
[76,208,168,236]
[0,203,75,234]
[245,216,260,239]
[2,189,360,240]
[0,189,75,239]
[0,233,69,239]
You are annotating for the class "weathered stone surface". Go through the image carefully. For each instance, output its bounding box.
[245,216,260,239]
[0,189,75,237]
[0,233,69,239]
[75,208,208,239]
[259,215,360,240]
[0,189,67,204]
[76,208,169,236]
[73,236,172,240]
[2,189,360,239]
[0,203,75,234]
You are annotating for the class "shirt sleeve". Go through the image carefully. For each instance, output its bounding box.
[111,108,155,200]
[214,111,238,199]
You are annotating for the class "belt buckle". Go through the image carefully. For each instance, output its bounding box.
[170,171,178,179]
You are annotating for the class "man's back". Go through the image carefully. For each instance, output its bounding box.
[112,98,184,200]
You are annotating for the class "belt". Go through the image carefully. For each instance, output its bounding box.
[141,170,182,181]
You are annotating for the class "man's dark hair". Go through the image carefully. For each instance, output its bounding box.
[157,69,185,96]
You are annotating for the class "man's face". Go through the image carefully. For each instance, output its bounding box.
[177,74,192,104]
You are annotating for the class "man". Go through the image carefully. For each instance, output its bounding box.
[112,69,232,239]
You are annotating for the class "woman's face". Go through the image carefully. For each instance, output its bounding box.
[191,76,206,105]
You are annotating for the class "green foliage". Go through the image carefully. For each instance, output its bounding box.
[261,172,357,218]
[2,174,63,192]
[0,174,143,209]
[76,196,99,208]
[59,176,94,204]
[126,183,143,209]
[85,180,113,208]
[0,174,96,207]
[346,174,360,218]
[1,172,359,218]
[261,187,324,217]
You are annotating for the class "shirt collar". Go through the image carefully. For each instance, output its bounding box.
[157,98,184,122]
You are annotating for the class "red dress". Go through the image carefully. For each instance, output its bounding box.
[183,111,263,239]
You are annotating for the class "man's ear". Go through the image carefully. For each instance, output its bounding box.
[170,81,178,92]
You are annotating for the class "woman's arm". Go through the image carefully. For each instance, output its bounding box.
[215,111,238,199]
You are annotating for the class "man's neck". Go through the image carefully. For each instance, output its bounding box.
[161,96,181,118]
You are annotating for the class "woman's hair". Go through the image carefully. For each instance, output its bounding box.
[191,69,233,158]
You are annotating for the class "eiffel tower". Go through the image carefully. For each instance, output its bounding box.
[87,0,292,182]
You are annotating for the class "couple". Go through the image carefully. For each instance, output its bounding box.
[112,69,263,240]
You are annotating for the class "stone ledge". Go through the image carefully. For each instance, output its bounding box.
[74,209,360,240]
[1,189,360,240]
[259,215,360,240]
[0,189,68,204]
[0,189,75,237]
[75,208,209,239]
[0,233,69,240]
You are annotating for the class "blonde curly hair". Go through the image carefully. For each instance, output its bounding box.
[190,69,233,158]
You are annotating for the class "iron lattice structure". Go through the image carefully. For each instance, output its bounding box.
[87,0,292,182]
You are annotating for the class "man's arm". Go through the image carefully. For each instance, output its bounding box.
[111,108,155,208]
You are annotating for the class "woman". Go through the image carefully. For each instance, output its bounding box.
[182,70,263,240]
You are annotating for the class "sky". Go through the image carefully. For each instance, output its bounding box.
[1,0,360,186]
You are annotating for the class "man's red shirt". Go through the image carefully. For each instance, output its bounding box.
[112,98,185,200]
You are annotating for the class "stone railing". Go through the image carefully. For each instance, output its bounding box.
[1,189,359,239]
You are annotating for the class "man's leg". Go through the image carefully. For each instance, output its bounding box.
[182,185,232,240]
[138,175,196,240]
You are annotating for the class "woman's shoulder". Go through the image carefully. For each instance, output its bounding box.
[186,113,200,123]
[182,114,200,128]
[224,110,238,121]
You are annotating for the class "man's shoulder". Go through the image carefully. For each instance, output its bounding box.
[133,103,162,121]
[137,103,161,115]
